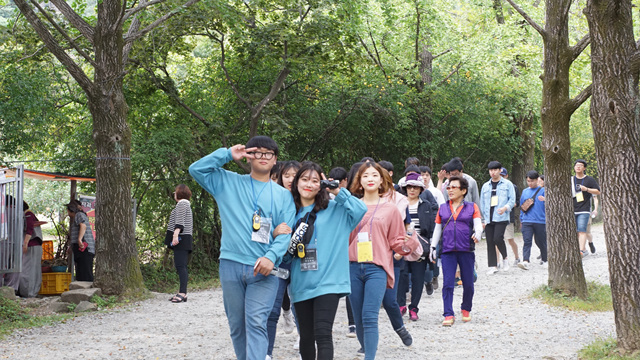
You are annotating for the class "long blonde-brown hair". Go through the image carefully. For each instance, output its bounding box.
[349,162,395,198]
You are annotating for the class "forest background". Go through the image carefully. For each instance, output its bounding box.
[0,1,601,286]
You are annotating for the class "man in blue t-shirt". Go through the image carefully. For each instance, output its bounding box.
[518,170,547,270]
[190,136,296,360]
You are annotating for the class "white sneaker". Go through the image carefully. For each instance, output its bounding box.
[540,261,548,268]
[517,261,530,270]
[486,267,498,275]
[282,309,295,334]
[501,259,510,272]
[266,356,272,360]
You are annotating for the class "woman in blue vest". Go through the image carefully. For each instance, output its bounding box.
[429,176,483,326]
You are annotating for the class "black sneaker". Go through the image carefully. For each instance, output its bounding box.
[426,282,434,295]
[589,242,596,254]
[395,326,413,346]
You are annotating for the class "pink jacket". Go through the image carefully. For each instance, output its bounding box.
[349,201,420,288]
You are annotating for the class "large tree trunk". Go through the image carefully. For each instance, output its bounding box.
[539,0,588,298]
[585,0,640,353]
[90,0,143,295]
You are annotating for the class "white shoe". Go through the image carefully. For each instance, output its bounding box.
[540,261,548,268]
[266,356,272,360]
[486,267,498,275]
[282,309,295,334]
[517,261,530,270]
[501,259,510,272]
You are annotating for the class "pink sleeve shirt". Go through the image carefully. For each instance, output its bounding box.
[349,201,420,288]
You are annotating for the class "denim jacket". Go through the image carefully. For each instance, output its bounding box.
[480,177,515,224]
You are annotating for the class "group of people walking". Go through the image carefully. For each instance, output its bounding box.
[164,135,599,360]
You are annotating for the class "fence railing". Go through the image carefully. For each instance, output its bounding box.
[1,165,24,274]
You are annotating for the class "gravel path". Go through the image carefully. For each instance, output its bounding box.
[0,224,615,359]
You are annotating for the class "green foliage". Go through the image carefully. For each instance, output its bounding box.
[0,296,29,325]
[141,261,219,293]
[531,281,613,312]
[0,297,74,338]
[579,338,640,360]
[1,0,598,286]
[90,295,118,310]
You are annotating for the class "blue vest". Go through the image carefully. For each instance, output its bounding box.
[438,201,475,253]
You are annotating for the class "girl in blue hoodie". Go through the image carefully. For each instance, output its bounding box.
[287,162,367,360]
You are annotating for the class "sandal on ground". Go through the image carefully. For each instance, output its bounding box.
[171,294,187,303]
[169,294,180,301]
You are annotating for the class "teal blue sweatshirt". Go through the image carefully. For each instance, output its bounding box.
[289,188,367,303]
[189,148,296,266]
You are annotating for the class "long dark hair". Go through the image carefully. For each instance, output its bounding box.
[277,160,301,187]
[291,162,330,213]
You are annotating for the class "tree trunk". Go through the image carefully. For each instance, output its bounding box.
[90,0,143,296]
[493,0,505,24]
[511,112,535,229]
[540,0,587,298]
[585,0,640,353]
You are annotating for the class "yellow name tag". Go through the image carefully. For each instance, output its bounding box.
[357,241,373,263]
[576,191,584,202]
[491,195,498,207]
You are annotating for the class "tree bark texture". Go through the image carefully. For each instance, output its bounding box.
[585,0,640,352]
[539,0,588,297]
[511,112,535,229]
[90,0,143,296]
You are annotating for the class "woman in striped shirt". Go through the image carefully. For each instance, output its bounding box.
[166,184,193,303]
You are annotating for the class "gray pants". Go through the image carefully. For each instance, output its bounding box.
[19,245,42,298]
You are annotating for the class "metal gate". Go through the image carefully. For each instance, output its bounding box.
[1,165,24,274]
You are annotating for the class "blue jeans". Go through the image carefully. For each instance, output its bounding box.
[522,223,548,262]
[349,262,387,360]
[440,252,475,317]
[382,263,404,331]
[267,263,296,356]
[575,213,589,232]
[219,259,278,360]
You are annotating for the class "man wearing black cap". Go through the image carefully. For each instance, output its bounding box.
[571,159,600,256]
[480,161,516,275]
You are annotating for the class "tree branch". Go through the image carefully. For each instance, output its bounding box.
[29,0,97,67]
[433,48,453,60]
[135,60,212,128]
[13,0,94,95]
[253,67,291,118]
[438,61,463,86]
[504,0,546,39]
[571,33,590,61]
[213,33,252,108]
[567,84,592,114]
[123,0,145,63]
[49,0,95,43]
[123,0,167,21]
[124,0,201,44]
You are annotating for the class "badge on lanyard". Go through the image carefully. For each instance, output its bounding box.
[251,217,272,244]
[300,248,318,271]
[357,232,373,263]
[490,195,498,207]
[576,191,584,202]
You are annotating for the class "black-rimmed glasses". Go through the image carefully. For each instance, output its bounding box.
[248,151,275,160]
